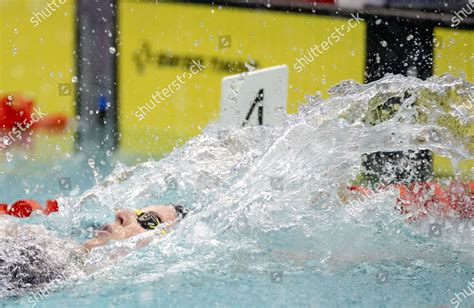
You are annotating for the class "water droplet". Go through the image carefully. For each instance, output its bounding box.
[376,53,381,64]
[245,55,256,72]
[109,47,116,54]
[380,40,388,48]
[72,76,78,83]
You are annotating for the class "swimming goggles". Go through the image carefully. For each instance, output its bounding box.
[135,209,167,235]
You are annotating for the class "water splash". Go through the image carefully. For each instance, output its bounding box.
[1,75,472,306]
[65,74,472,282]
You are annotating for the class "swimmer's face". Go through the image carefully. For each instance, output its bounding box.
[83,205,178,251]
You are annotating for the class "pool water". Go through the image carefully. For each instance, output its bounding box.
[1,75,473,307]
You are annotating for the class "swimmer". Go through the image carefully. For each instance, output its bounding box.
[1,201,188,251]
[0,204,188,295]
[83,204,188,251]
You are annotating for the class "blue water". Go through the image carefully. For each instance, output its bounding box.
[1,75,473,307]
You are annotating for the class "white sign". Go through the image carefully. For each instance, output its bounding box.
[220,65,288,127]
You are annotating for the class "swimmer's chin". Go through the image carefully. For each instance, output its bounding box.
[84,231,154,252]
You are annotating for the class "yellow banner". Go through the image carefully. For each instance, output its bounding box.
[118,2,366,156]
[434,27,473,81]
[0,0,76,160]
[433,27,473,179]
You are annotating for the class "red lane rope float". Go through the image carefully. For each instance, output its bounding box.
[0,200,59,218]
[348,181,473,220]
[0,94,68,134]
[0,203,8,215]
[0,95,34,130]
